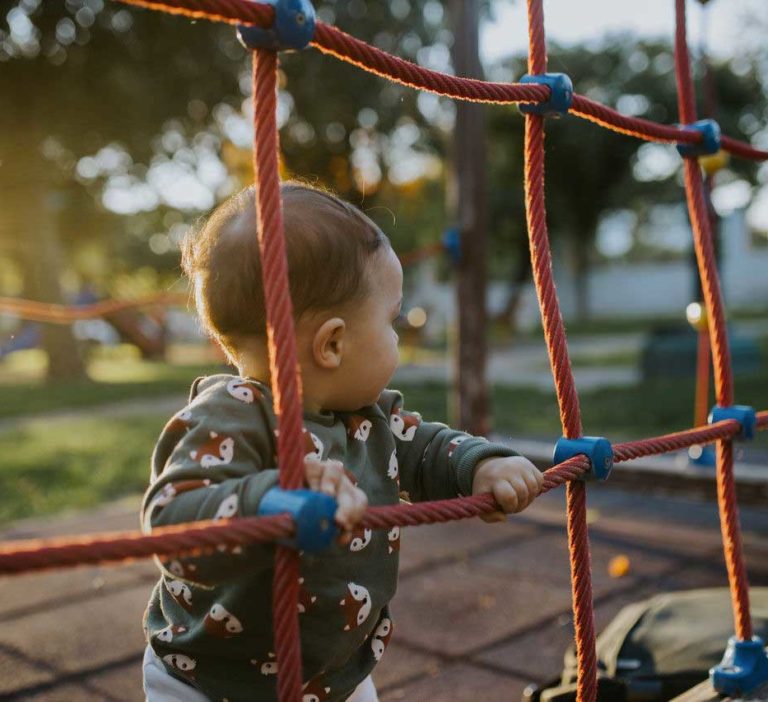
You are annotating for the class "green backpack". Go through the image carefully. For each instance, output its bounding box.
[522,588,768,702]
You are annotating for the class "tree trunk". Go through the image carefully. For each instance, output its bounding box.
[571,234,591,322]
[450,0,489,435]
[24,190,87,382]
[496,233,533,331]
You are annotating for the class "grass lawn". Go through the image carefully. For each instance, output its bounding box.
[1,363,766,524]
[0,415,159,523]
[0,347,222,420]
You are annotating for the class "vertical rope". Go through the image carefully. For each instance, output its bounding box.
[252,49,304,701]
[694,327,711,427]
[524,2,597,701]
[674,0,752,642]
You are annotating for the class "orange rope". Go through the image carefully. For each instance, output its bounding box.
[0,293,187,324]
[674,0,752,642]
[252,49,305,701]
[3,415,764,575]
[523,2,597,700]
[1,2,762,700]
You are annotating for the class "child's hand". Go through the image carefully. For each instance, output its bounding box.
[471,456,543,523]
[304,458,368,541]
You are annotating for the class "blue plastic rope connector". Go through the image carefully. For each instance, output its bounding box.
[553,436,613,481]
[257,487,337,552]
[442,226,461,265]
[518,73,573,117]
[237,0,316,52]
[710,636,768,697]
[709,404,757,441]
[676,118,721,157]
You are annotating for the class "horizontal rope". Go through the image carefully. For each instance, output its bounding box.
[0,293,187,324]
[115,0,274,27]
[571,95,698,145]
[114,0,767,161]
[311,22,547,105]
[398,241,444,267]
[0,514,293,575]
[721,135,768,162]
[612,418,743,462]
[1,411,763,576]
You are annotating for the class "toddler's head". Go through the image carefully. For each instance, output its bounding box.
[182,182,403,411]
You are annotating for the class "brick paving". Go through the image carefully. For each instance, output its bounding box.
[1,487,767,701]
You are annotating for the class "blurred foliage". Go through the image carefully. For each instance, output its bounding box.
[0,0,452,295]
[1,369,767,522]
[1,1,765,312]
[486,38,767,317]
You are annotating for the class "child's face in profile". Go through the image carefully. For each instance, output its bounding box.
[333,246,403,410]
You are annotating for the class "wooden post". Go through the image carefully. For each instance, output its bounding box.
[449,0,489,435]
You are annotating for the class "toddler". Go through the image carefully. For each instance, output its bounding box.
[141,182,543,702]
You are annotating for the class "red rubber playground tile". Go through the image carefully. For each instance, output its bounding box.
[379,661,529,702]
[0,582,148,681]
[474,581,663,683]
[0,644,59,695]
[469,530,682,596]
[0,563,154,623]
[399,517,541,576]
[76,661,146,702]
[389,559,573,657]
[372,640,441,690]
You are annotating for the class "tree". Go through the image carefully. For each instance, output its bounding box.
[450,0,489,433]
[486,37,767,322]
[0,0,451,377]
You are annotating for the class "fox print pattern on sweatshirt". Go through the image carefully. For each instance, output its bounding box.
[142,374,519,702]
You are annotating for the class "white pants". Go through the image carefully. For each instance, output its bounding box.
[143,646,378,701]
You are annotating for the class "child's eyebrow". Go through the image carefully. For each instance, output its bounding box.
[393,298,403,314]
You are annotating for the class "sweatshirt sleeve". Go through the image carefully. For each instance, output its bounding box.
[140,375,281,584]
[376,389,520,502]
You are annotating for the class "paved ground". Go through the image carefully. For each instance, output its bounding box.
[1,484,768,702]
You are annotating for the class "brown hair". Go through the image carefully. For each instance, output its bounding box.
[181,181,390,362]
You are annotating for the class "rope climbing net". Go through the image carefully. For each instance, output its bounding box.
[3,1,768,700]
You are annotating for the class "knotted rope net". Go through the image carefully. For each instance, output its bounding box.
[2,1,767,700]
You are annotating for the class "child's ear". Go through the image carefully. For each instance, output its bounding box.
[312,317,345,370]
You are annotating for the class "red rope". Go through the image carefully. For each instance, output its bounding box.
[11,1,763,697]
[523,109,582,438]
[0,293,186,324]
[523,3,597,701]
[398,241,444,267]
[115,0,274,27]
[612,419,741,463]
[694,328,711,428]
[0,515,293,574]
[112,0,768,162]
[674,0,752,643]
[252,49,305,700]
[2,414,767,577]
[720,135,768,162]
[311,22,547,106]
[571,95,699,145]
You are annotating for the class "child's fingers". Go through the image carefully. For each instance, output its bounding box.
[511,473,537,511]
[492,480,520,513]
[319,460,344,496]
[335,482,368,530]
[337,530,353,546]
[303,458,323,491]
[520,468,543,502]
[345,484,368,524]
[334,488,356,530]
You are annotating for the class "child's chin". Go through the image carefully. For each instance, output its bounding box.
[339,394,380,412]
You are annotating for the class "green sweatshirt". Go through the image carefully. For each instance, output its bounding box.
[142,374,518,702]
